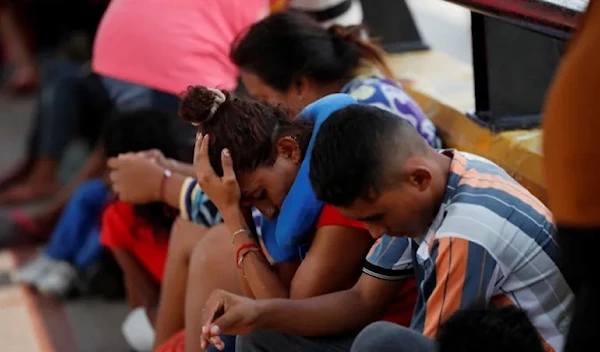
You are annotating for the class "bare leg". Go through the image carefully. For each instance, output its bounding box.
[34,148,105,227]
[0,4,38,93]
[153,219,209,349]
[0,155,35,191]
[0,157,59,203]
[185,224,243,352]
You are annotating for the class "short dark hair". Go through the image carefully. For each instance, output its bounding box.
[230,11,394,93]
[436,303,545,352]
[102,109,178,159]
[102,109,179,232]
[309,104,422,206]
[179,86,312,176]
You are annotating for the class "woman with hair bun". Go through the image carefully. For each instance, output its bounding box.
[150,86,418,352]
[231,10,440,148]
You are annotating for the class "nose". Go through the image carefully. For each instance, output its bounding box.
[365,224,388,239]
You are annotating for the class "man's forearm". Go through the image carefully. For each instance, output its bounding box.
[256,289,379,336]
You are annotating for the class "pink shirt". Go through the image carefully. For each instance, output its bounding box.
[92,0,269,94]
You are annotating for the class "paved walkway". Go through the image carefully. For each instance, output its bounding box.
[0,94,129,351]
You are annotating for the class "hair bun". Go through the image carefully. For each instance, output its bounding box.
[179,86,229,126]
[328,25,367,44]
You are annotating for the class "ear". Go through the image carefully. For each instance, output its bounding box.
[408,166,432,191]
[403,158,432,191]
[275,136,302,165]
[294,76,312,100]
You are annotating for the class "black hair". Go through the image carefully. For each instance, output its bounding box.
[102,108,178,232]
[230,10,394,93]
[309,104,421,206]
[179,86,312,177]
[436,303,545,352]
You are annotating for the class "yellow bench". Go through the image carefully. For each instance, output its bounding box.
[388,50,546,203]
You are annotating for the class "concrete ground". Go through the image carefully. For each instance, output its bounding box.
[0,87,130,352]
[0,1,472,351]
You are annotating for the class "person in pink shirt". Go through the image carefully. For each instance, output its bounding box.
[94,0,269,98]
[93,0,269,154]
[0,0,269,252]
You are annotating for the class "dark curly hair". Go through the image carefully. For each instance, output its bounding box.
[179,85,312,176]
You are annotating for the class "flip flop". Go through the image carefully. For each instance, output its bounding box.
[0,210,44,247]
[0,183,57,205]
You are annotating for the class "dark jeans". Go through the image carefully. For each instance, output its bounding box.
[44,178,108,269]
[236,329,356,352]
[234,322,435,352]
[351,322,435,352]
[27,59,103,159]
[100,76,196,163]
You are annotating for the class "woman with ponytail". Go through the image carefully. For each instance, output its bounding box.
[231,10,440,148]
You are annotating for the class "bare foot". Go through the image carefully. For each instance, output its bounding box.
[0,157,35,191]
[0,210,48,247]
[8,65,38,95]
[0,181,59,205]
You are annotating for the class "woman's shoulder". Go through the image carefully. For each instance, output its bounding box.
[341,75,405,99]
[340,75,422,113]
[341,75,441,148]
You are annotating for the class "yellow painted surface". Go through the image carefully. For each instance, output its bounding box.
[387,50,547,203]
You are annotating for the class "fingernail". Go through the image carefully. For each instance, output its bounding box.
[196,133,202,140]
[211,325,220,334]
[201,341,206,349]
[202,326,207,333]
[223,149,230,156]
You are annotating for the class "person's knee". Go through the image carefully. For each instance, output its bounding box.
[235,330,279,352]
[351,322,434,352]
[188,224,229,272]
[166,218,207,263]
[69,178,107,206]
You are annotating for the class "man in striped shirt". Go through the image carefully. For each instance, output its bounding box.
[199,103,573,352]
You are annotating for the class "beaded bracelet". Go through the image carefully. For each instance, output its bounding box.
[236,243,262,268]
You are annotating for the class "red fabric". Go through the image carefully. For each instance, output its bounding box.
[155,330,185,352]
[381,277,417,327]
[100,201,169,282]
[317,205,416,327]
[316,205,366,230]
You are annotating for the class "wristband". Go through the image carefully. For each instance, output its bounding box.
[235,243,263,268]
[160,169,172,201]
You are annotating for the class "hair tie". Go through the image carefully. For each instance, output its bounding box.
[208,88,226,118]
[191,88,227,126]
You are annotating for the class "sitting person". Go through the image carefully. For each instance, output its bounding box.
[13,108,178,297]
[231,10,439,148]
[13,177,108,296]
[436,303,545,352]
[100,200,175,352]
[110,88,426,352]
[198,103,574,352]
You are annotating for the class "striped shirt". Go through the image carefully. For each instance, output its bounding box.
[364,150,573,351]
